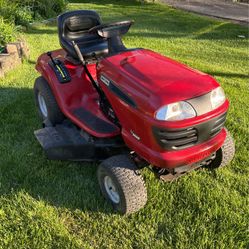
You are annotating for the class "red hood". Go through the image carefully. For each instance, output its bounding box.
[99,49,220,114]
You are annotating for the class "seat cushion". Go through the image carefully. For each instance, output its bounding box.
[78,40,108,59]
[58,10,109,61]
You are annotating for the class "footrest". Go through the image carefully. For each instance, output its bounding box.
[73,108,119,134]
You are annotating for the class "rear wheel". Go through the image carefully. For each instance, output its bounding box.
[97,155,147,215]
[208,129,235,169]
[34,76,65,125]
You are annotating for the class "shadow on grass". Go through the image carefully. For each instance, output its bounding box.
[67,0,247,41]
[26,59,37,65]
[21,0,248,42]
[0,87,112,214]
[205,70,249,79]
[25,26,57,35]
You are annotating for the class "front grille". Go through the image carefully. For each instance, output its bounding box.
[153,112,227,150]
[154,127,198,150]
[210,112,226,137]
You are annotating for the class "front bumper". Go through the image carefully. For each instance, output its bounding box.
[122,100,229,169]
[140,128,227,168]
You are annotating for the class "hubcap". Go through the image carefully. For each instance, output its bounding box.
[104,176,120,204]
[38,92,48,118]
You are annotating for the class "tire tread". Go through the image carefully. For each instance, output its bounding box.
[34,76,64,124]
[98,155,147,214]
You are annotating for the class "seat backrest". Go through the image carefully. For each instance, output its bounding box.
[58,10,105,59]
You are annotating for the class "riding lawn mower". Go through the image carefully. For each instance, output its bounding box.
[34,10,235,214]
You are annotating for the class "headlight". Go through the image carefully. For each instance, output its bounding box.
[155,101,196,121]
[210,87,225,109]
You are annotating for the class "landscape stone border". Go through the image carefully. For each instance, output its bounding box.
[0,41,29,78]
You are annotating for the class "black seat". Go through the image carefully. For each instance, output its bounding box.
[58,10,108,60]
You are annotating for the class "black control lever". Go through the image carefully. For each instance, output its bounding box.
[72,40,104,99]
[47,51,57,66]
[72,41,117,124]
[72,41,85,65]
[47,51,71,83]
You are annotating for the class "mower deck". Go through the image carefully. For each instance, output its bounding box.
[34,121,125,161]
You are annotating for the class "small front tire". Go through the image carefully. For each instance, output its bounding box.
[97,155,147,215]
[208,129,235,169]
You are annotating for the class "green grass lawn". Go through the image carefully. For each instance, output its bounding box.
[0,0,248,248]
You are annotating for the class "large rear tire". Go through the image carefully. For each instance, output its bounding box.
[208,129,235,169]
[34,76,65,125]
[97,155,147,215]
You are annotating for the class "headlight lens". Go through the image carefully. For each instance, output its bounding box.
[210,87,225,109]
[155,101,196,121]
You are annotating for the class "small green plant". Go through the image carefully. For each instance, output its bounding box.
[0,17,16,46]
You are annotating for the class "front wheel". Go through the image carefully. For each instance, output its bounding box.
[208,128,235,169]
[97,155,147,215]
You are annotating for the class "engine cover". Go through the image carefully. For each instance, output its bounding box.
[97,49,220,117]
[96,49,228,168]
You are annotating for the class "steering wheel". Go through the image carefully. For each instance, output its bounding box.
[89,20,134,38]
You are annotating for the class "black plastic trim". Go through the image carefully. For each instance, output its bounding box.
[158,128,196,140]
[153,112,227,150]
[49,59,71,83]
[109,82,137,108]
[100,74,137,108]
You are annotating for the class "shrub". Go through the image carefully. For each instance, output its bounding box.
[0,0,67,46]
[0,0,32,26]
[0,17,16,46]
[15,7,34,26]
[11,0,68,20]
[0,0,17,23]
[0,0,67,26]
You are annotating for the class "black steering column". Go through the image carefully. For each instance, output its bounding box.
[89,20,134,53]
